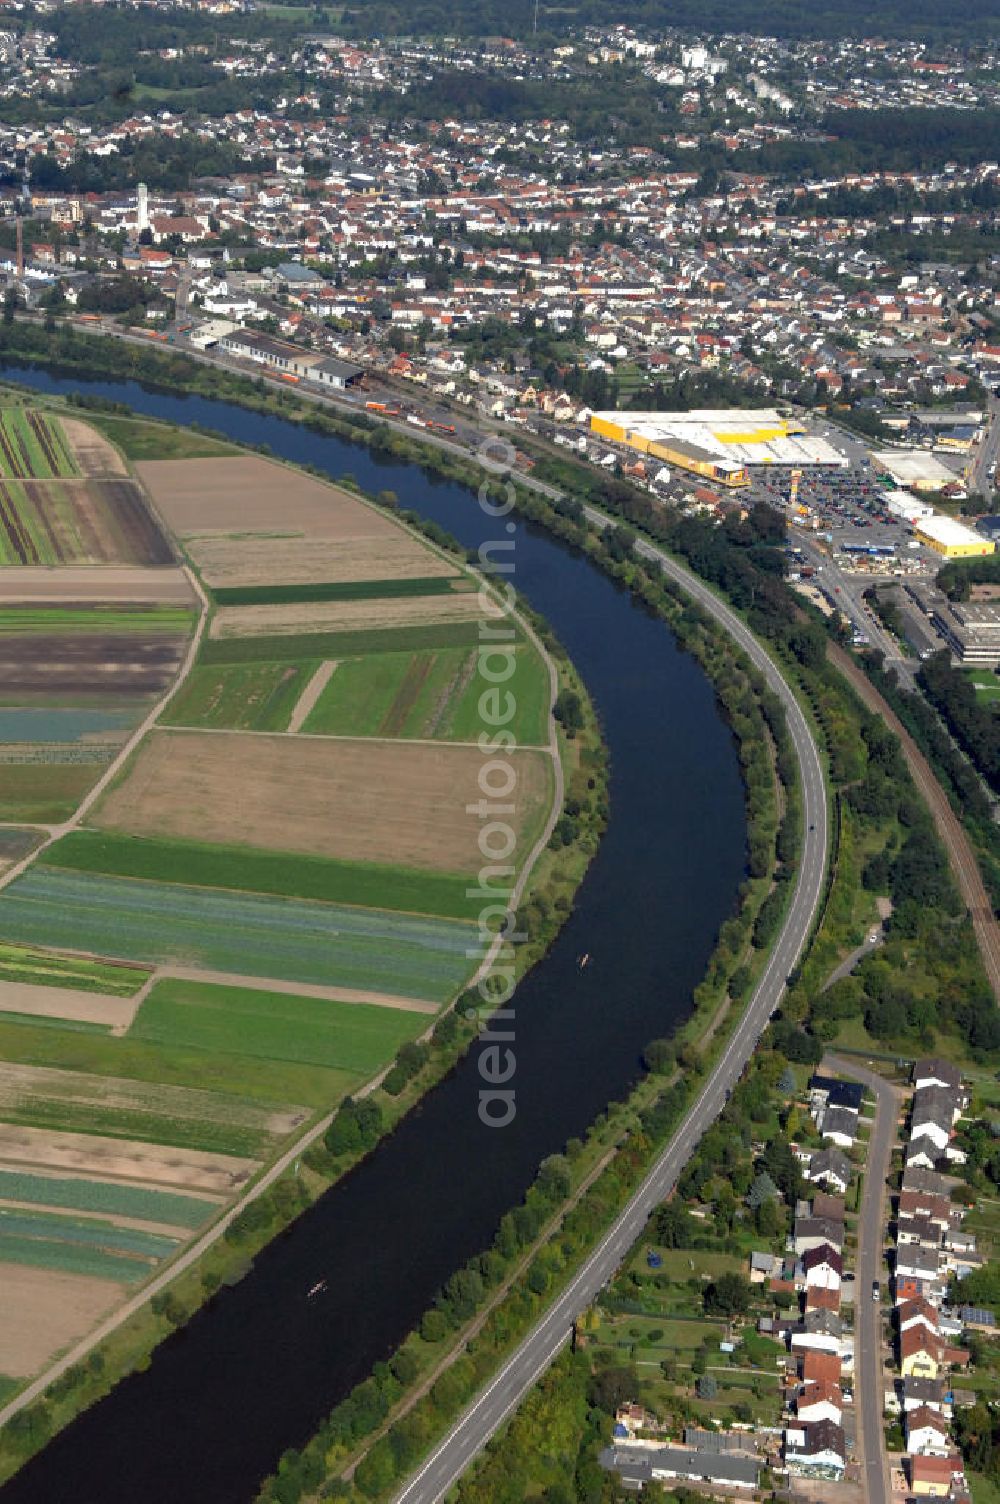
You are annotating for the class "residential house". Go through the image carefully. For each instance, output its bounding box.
[913,1058,965,1096]
[797,1380,844,1425]
[909,1453,967,1498]
[784,1419,847,1479]
[905,1406,952,1457]
[901,1376,952,1416]
[821,1106,859,1149]
[803,1147,851,1195]
[794,1215,845,1256]
[802,1244,843,1292]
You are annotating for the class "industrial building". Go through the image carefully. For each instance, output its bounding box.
[873,450,962,494]
[589,408,845,488]
[217,329,364,389]
[931,600,1000,666]
[913,516,995,559]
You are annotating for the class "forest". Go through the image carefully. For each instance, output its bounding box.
[338,0,1000,39]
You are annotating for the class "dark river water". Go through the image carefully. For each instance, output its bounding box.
[0,366,747,1504]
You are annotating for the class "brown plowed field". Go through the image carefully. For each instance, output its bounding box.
[136,456,453,587]
[0,1123,258,1194]
[0,1264,124,1376]
[0,567,194,605]
[829,642,1000,1002]
[61,419,128,478]
[92,728,553,873]
[0,634,186,698]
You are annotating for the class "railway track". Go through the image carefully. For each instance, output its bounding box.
[829,641,1000,1002]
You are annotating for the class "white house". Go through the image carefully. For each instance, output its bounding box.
[906,1406,952,1457]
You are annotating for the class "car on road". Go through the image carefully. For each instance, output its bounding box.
[872,1280,880,1301]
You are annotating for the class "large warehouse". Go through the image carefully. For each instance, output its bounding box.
[590,409,846,487]
[913,515,995,559]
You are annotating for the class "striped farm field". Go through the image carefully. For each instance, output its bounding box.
[0,410,77,481]
[0,1057,303,1157]
[0,1207,179,1262]
[0,943,148,998]
[0,1169,217,1229]
[45,830,480,921]
[0,1231,161,1283]
[0,869,475,1002]
[302,643,550,745]
[0,478,173,568]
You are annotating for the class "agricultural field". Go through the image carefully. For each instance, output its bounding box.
[136,454,459,589]
[301,644,550,745]
[0,409,174,567]
[0,1169,218,1229]
[0,1265,124,1378]
[130,977,425,1077]
[0,868,475,1001]
[161,661,311,733]
[45,830,480,921]
[89,728,552,872]
[209,591,482,640]
[0,479,174,568]
[0,410,76,481]
[0,434,559,1397]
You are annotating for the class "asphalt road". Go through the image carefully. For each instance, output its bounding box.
[392,520,831,1504]
[826,1056,898,1504]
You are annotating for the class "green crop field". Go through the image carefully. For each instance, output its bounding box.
[0,942,148,997]
[302,644,549,745]
[0,869,475,1001]
[161,661,312,732]
[131,978,423,1075]
[0,764,103,824]
[0,1169,217,1229]
[46,829,481,921]
[0,410,76,480]
[0,1013,356,1113]
[0,1207,179,1261]
[0,1377,19,1404]
[0,1092,271,1158]
[0,606,193,637]
[0,1230,157,1283]
[201,619,485,666]
[211,577,461,608]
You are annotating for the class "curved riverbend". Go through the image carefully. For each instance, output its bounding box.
[0,369,746,1504]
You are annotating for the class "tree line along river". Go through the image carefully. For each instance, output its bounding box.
[0,367,748,1504]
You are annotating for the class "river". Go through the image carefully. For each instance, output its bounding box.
[0,366,747,1504]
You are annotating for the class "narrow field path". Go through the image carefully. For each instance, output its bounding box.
[286,659,338,734]
[829,642,1000,1001]
[128,966,438,1016]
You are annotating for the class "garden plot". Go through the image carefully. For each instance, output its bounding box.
[91,728,552,873]
[135,455,456,588]
[210,591,482,640]
[0,1264,123,1377]
[0,1122,259,1195]
[0,615,190,702]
